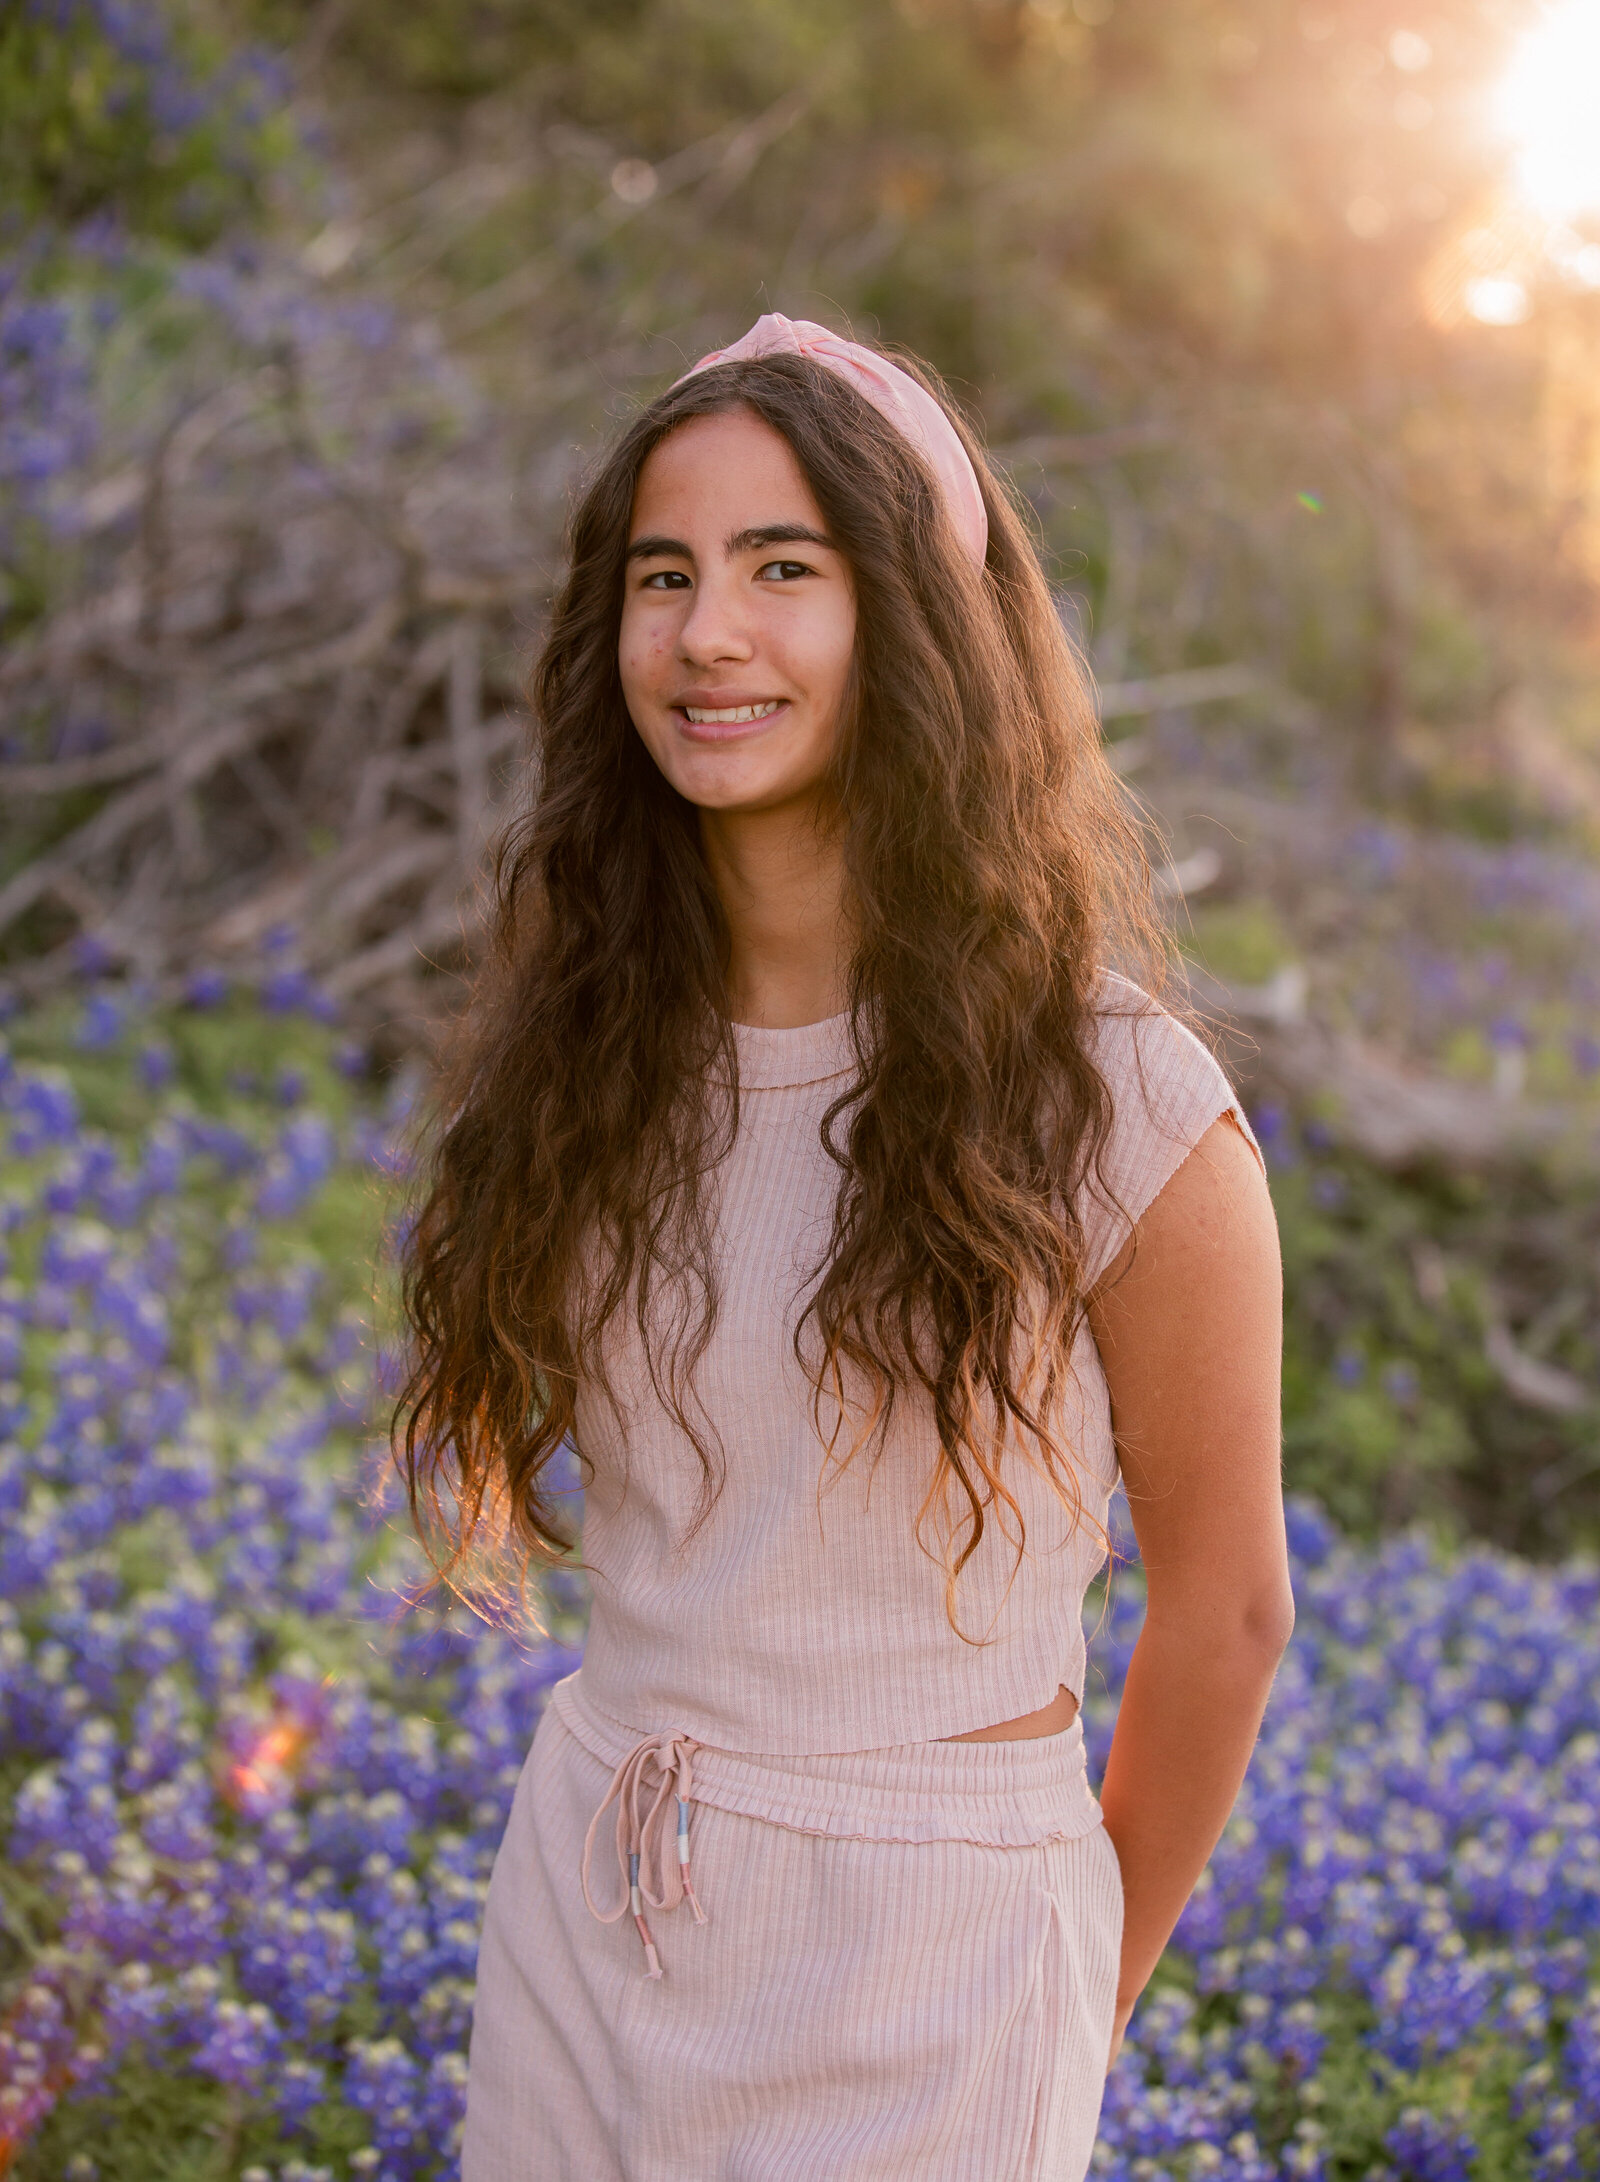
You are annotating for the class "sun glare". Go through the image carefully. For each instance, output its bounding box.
[1496,0,1600,219]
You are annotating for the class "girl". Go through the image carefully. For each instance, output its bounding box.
[398,314,1291,2180]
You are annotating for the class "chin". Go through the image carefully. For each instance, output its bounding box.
[682,782,783,814]
[674,762,794,811]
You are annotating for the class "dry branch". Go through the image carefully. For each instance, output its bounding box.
[0,350,541,1026]
[1190,965,1596,1171]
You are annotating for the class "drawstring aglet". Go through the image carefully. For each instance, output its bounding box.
[678,1797,708,1924]
[629,1853,664,1980]
[581,1736,708,1985]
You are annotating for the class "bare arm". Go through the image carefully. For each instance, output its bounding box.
[1085,1108,1292,2062]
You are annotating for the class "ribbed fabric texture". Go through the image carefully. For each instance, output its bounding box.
[553,1669,1104,1850]
[577,973,1264,1756]
[463,1701,1126,2182]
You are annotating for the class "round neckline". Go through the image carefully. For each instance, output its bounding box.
[727,1011,857,1090]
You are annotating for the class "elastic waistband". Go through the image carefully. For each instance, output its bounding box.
[550,1671,1103,1848]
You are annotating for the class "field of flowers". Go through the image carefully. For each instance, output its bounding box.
[1,972,1597,2182]
[0,969,580,2180]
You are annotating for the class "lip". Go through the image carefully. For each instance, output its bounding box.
[673,697,791,745]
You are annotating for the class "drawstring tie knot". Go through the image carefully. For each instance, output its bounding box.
[580,1730,707,1980]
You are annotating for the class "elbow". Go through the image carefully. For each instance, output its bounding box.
[1240,1579,1296,1662]
[1144,1572,1297,1665]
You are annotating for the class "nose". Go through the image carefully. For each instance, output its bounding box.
[676,567,755,667]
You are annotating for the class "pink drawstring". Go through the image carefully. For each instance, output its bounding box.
[580,1731,708,1980]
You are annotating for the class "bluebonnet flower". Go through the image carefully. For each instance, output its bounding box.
[1382,1359,1420,1404]
[255,1113,337,1220]
[0,278,97,538]
[259,965,339,1020]
[183,969,230,1009]
[135,1040,176,1092]
[8,1067,81,1153]
[75,991,125,1050]
[1247,1099,1291,1165]
[1384,2105,1478,2181]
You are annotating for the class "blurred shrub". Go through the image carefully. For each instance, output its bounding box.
[0,1,301,621]
[1406,591,1497,727]
[0,0,295,246]
[1180,900,1297,987]
[0,263,99,571]
[1264,1121,1600,1557]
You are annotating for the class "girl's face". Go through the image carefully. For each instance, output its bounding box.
[618,408,857,817]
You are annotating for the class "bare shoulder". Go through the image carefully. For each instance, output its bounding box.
[1084,1106,1281,1457]
[1086,1107,1286,1604]
[1088,1107,1279,1309]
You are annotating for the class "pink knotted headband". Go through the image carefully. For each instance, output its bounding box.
[675,313,989,570]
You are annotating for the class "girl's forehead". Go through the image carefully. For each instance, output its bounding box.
[632,411,822,526]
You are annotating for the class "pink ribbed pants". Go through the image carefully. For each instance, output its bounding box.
[462,1679,1124,2181]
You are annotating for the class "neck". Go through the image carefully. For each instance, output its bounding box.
[699,797,852,1029]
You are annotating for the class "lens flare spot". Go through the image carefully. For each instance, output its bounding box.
[1466,276,1532,325]
[1496,0,1600,219]
[217,1678,336,1814]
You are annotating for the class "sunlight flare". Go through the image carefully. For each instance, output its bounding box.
[1496,0,1600,219]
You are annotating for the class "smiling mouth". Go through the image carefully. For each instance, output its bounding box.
[679,700,786,725]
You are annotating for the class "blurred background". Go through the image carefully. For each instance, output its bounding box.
[6,0,1600,1558]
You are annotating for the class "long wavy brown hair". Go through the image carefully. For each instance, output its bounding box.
[393,341,1169,1633]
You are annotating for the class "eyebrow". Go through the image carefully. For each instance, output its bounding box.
[727,523,834,556]
[624,522,835,564]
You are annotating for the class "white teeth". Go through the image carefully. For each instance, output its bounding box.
[682,701,783,724]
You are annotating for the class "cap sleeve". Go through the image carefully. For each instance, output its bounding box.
[1077,972,1266,1291]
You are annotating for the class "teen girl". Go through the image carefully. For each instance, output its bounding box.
[398,314,1292,2180]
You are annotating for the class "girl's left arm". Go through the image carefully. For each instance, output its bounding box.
[1086,1108,1292,2064]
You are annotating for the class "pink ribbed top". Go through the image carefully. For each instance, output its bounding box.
[574,973,1263,1757]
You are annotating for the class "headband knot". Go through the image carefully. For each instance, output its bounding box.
[675,314,988,570]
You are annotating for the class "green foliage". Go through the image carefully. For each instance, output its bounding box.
[7,992,349,1127]
[1269,1140,1600,1554]
[1,991,392,1339]
[20,2068,311,2182]
[0,1,296,247]
[1180,898,1297,986]
[1128,1969,1540,2180]
[1406,591,1497,726]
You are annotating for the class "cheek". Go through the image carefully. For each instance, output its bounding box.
[618,613,670,694]
[818,604,858,714]
[768,598,855,707]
